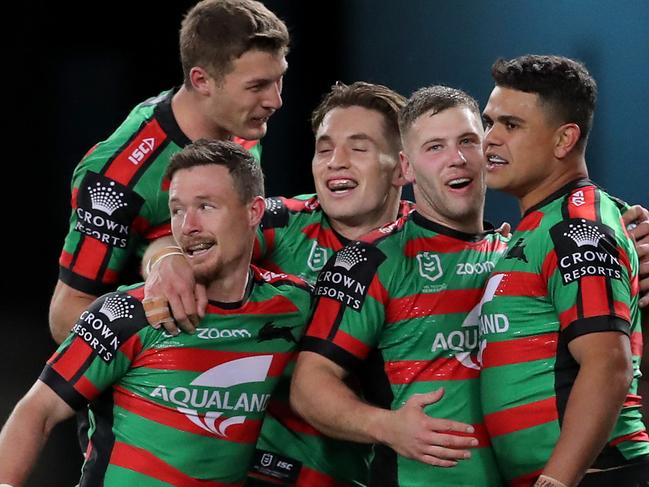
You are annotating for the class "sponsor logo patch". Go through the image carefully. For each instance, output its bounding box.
[251,450,302,483]
[307,240,329,272]
[314,241,386,311]
[550,218,622,285]
[75,172,144,248]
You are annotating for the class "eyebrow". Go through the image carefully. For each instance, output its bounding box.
[420,131,479,147]
[316,133,376,144]
[483,113,526,125]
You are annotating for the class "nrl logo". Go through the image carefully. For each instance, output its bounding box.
[416,252,443,282]
[307,241,329,272]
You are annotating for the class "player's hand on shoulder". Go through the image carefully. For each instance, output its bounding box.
[144,251,207,334]
[622,205,649,307]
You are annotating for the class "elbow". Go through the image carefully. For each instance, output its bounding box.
[289,373,310,422]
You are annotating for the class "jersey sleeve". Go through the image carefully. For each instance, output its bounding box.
[39,291,148,411]
[254,197,290,263]
[57,135,164,295]
[301,241,388,371]
[546,207,637,343]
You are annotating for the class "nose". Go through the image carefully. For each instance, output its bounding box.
[263,80,283,111]
[450,146,468,167]
[326,146,351,170]
[181,208,201,235]
[483,124,501,150]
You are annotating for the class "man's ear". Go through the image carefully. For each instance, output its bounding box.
[554,123,581,159]
[249,196,266,227]
[189,66,213,96]
[400,151,416,184]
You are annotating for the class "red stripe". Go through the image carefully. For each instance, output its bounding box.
[579,275,613,318]
[59,250,73,268]
[109,441,240,486]
[367,276,388,304]
[631,331,643,357]
[262,228,276,256]
[52,339,93,381]
[405,235,508,256]
[113,386,262,444]
[517,211,544,231]
[559,305,578,330]
[485,397,557,437]
[481,333,558,368]
[74,375,100,401]
[307,297,343,341]
[119,334,143,362]
[134,349,291,375]
[492,271,546,297]
[72,237,109,280]
[206,295,298,316]
[541,249,558,282]
[232,136,259,151]
[266,398,320,436]
[104,119,168,185]
[71,187,79,209]
[386,289,483,323]
[510,468,543,487]
[386,357,480,384]
[302,224,344,251]
[609,429,649,447]
[566,186,597,220]
[623,394,643,408]
[283,196,319,213]
[332,330,370,360]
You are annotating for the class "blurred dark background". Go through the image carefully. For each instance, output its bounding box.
[3,1,648,485]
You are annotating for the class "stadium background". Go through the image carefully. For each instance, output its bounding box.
[3,1,647,484]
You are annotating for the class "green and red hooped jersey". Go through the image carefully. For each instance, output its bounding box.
[58,88,261,296]
[479,179,649,485]
[40,267,310,487]
[301,211,508,487]
[249,195,414,487]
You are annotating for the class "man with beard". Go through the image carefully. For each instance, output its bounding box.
[0,140,312,486]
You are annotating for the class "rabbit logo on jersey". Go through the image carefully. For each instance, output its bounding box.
[150,355,273,437]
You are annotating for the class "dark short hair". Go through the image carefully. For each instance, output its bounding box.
[399,85,480,138]
[491,54,597,147]
[166,139,264,202]
[180,0,289,86]
[311,81,406,153]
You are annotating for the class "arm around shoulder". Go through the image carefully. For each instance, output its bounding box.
[0,381,75,486]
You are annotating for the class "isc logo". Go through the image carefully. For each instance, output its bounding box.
[128,137,156,165]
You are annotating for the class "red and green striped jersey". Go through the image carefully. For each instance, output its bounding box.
[40,267,309,486]
[479,179,649,485]
[59,88,261,296]
[251,195,414,486]
[302,211,508,487]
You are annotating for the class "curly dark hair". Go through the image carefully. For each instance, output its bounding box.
[491,55,597,147]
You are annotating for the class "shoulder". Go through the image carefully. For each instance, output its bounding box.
[260,194,321,230]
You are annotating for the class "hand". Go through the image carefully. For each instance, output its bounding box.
[495,221,512,238]
[143,253,207,334]
[622,205,649,307]
[381,388,478,467]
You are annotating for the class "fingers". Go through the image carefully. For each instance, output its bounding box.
[195,284,208,319]
[167,294,197,334]
[409,388,445,408]
[496,221,512,238]
[142,297,175,332]
[622,205,649,226]
[631,221,649,246]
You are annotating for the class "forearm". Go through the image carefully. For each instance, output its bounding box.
[0,393,60,485]
[290,355,391,444]
[542,359,631,485]
[49,280,95,344]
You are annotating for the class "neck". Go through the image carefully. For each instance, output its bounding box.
[416,205,484,234]
[205,264,251,304]
[172,86,229,141]
[519,158,588,214]
[329,193,402,240]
